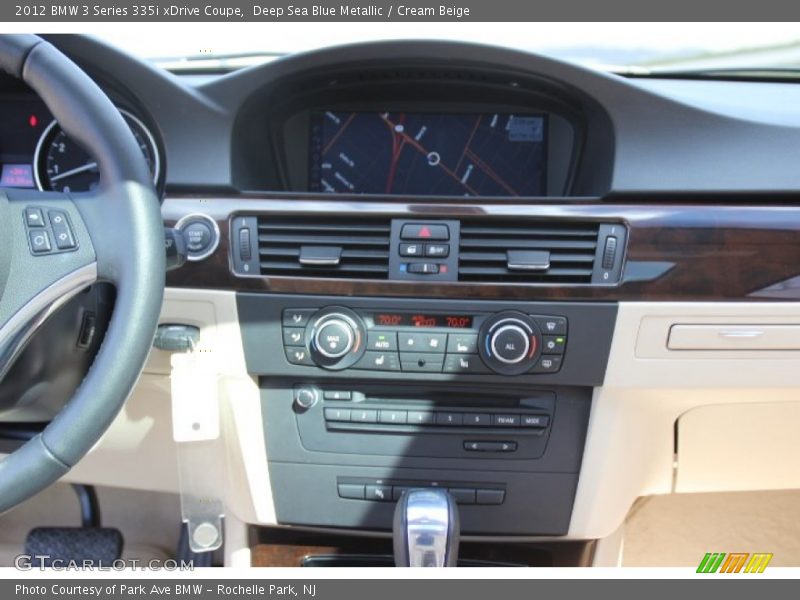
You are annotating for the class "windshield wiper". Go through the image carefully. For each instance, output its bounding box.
[618,67,800,82]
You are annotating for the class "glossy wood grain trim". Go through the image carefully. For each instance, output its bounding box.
[163,195,800,301]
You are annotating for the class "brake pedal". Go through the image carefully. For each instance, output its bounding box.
[25,527,123,566]
[23,484,123,566]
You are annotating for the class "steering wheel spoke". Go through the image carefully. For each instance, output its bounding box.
[0,35,164,513]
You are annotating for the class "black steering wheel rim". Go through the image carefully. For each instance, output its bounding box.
[0,35,165,512]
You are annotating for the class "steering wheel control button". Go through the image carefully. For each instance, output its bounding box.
[49,211,76,250]
[25,207,45,227]
[29,229,51,253]
[285,347,314,366]
[491,324,531,364]
[400,223,450,240]
[283,308,315,328]
[176,213,220,261]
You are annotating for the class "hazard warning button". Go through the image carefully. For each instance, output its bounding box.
[400,223,450,241]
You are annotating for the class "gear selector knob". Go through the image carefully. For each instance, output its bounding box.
[393,488,460,567]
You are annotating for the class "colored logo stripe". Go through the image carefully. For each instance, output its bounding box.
[697,552,773,573]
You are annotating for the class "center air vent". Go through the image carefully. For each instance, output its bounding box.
[458,221,620,284]
[256,217,391,279]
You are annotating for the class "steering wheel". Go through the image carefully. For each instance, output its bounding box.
[0,35,164,512]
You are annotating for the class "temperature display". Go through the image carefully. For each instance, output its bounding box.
[373,313,473,328]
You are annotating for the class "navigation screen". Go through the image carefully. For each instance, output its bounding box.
[309,111,547,196]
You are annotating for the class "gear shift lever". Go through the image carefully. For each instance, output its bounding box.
[393,488,460,567]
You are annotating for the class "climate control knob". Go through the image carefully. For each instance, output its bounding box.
[307,307,366,370]
[479,312,541,375]
[314,318,355,358]
[490,323,531,364]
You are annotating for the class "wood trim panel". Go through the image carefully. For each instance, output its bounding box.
[164,195,800,301]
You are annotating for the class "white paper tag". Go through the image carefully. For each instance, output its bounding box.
[170,352,220,442]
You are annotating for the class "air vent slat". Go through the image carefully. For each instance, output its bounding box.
[256,216,390,279]
[458,220,601,284]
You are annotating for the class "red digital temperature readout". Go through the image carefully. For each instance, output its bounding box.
[373,313,473,328]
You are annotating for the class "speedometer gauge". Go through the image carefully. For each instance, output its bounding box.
[34,109,160,193]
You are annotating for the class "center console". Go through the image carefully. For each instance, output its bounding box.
[237,294,617,536]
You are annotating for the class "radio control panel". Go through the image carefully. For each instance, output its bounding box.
[281,306,568,376]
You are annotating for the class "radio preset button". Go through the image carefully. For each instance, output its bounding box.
[379,410,408,425]
[351,409,378,423]
[436,412,463,426]
[407,411,435,425]
[324,407,351,422]
[463,413,492,426]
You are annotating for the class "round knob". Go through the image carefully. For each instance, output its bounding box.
[313,318,355,358]
[490,323,531,364]
[307,307,366,370]
[478,311,541,376]
[294,387,318,410]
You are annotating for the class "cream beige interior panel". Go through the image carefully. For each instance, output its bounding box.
[675,401,800,493]
[568,302,800,540]
[61,289,277,526]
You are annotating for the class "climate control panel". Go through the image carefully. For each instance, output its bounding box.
[282,306,567,376]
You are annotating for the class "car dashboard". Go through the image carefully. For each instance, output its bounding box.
[2,34,800,566]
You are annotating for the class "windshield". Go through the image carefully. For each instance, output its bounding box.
[92,23,800,73]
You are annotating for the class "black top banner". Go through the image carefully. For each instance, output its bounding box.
[4,0,800,21]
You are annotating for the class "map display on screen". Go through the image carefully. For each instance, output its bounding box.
[309,111,547,196]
